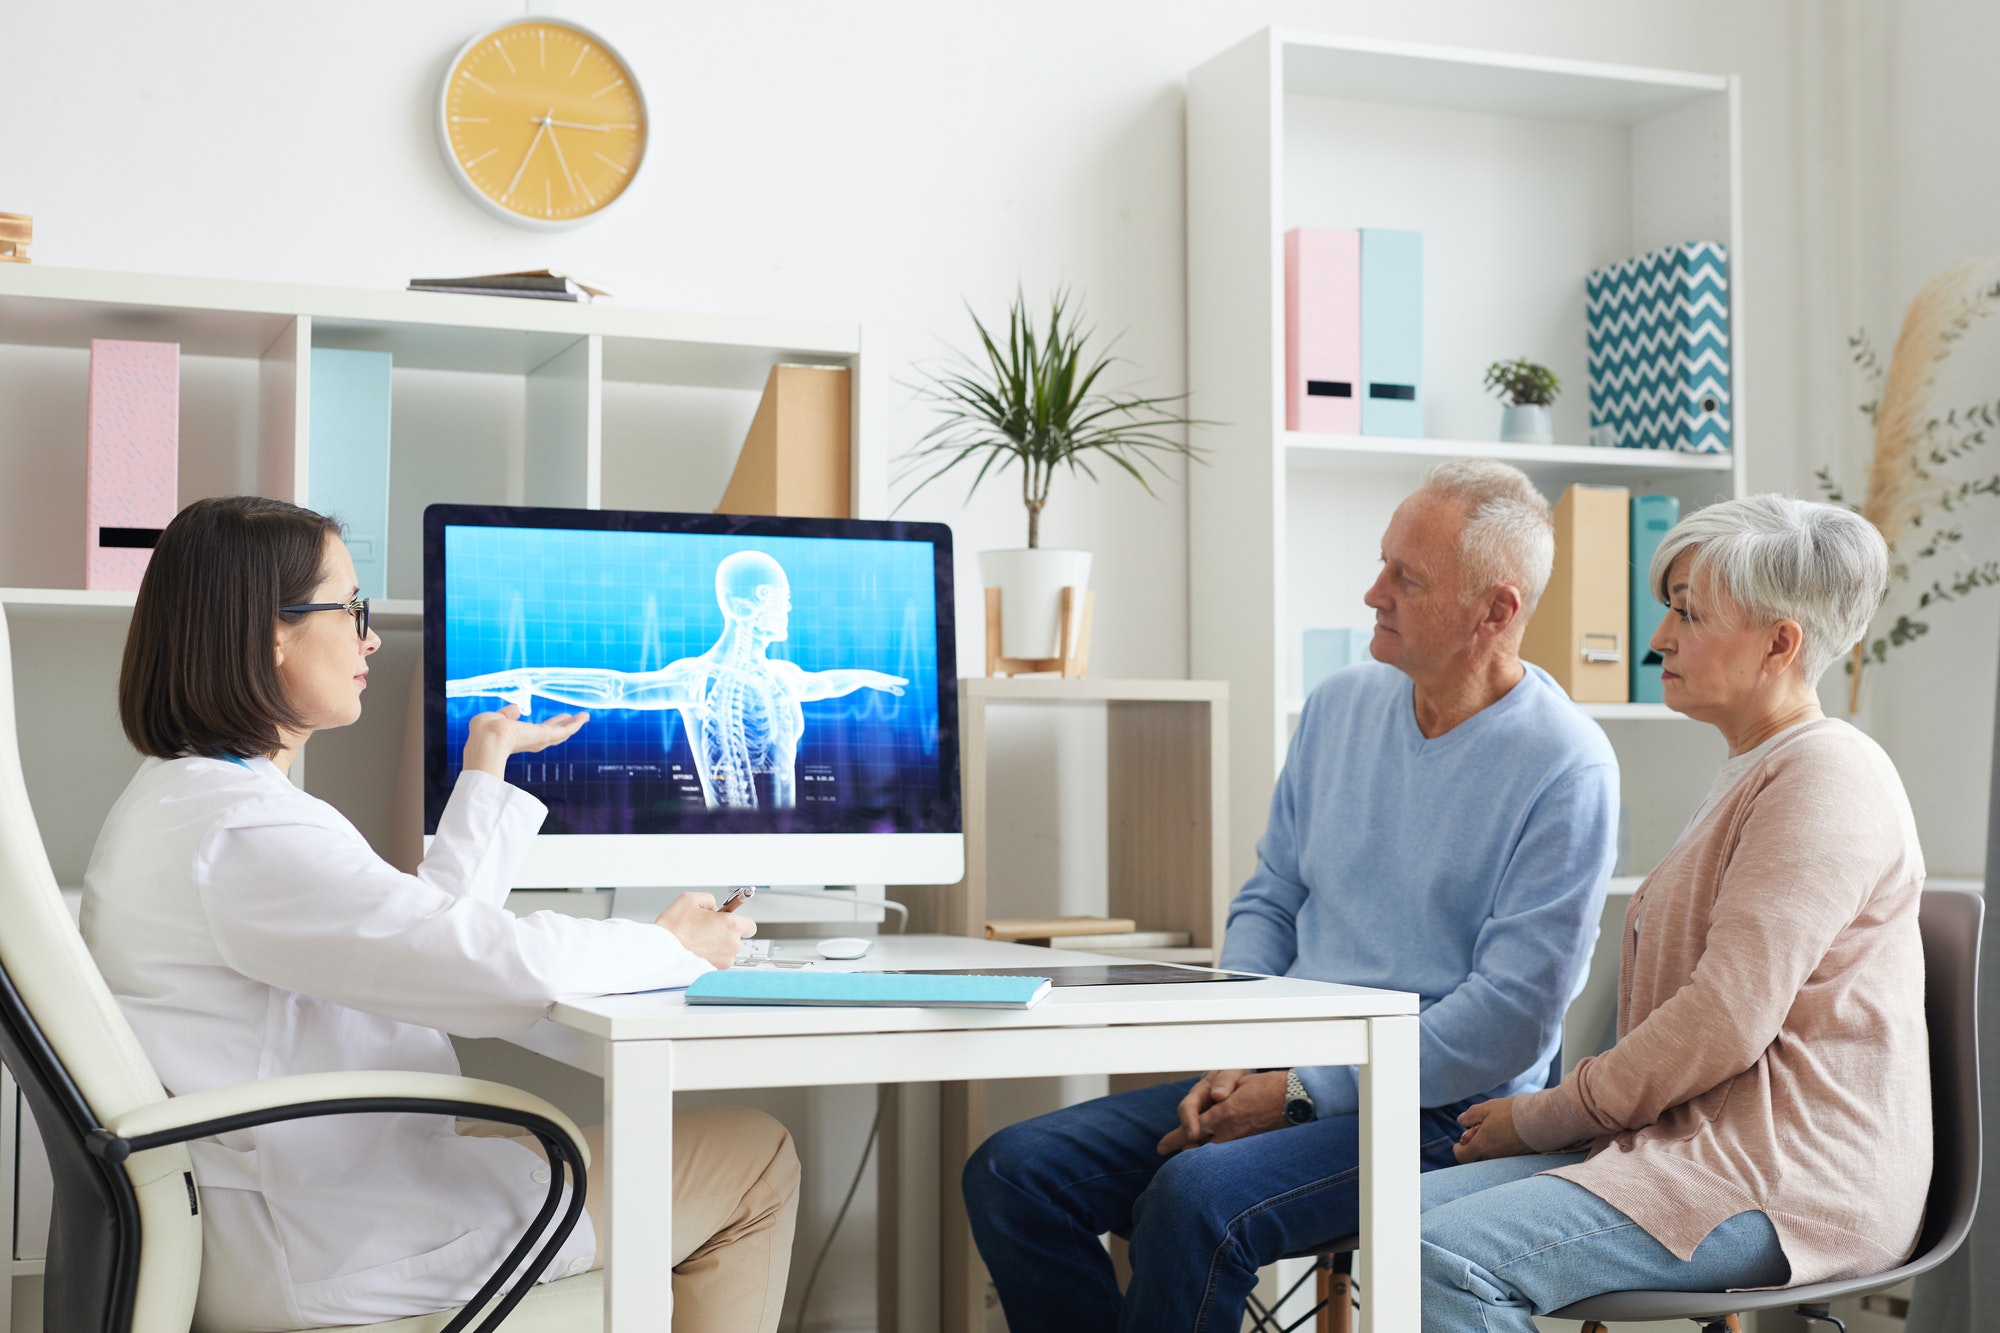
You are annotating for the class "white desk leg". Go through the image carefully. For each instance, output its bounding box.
[1358,1014,1420,1333]
[604,1039,675,1333]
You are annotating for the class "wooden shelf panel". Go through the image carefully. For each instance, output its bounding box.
[0,589,423,630]
[1286,695,1686,723]
[1579,702,1684,721]
[0,266,858,388]
[0,587,136,612]
[1285,432,1733,479]
[1277,31,1727,126]
[966,677,1227,704]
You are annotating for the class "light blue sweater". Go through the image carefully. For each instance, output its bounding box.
[1217,660,1618,1118]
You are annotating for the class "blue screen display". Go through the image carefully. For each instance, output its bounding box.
[437,521,950,836]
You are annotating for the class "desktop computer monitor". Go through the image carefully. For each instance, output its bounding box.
[422,504,962,888]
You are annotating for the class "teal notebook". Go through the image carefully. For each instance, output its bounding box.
[686,970,1051,1010]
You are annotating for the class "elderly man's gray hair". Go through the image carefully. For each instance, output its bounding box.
[1418,459,1555,615]
[1648,494,1890,684]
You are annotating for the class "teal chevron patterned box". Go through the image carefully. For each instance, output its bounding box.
[1587,242,1729,455]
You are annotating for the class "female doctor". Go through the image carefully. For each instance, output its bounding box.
[84,496,800,1333]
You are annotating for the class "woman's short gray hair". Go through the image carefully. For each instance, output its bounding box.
[1419,459,1555,615]
[1649,494,1889,683]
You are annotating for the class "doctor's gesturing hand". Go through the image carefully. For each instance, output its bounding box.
[460,704,754,969]
[462,702,590,778]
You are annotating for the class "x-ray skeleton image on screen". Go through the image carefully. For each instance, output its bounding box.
[425,507,960,873]
[447,550,907,810]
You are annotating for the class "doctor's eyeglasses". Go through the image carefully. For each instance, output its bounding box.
[279,596,371,639]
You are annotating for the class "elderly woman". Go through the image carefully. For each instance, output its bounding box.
[1418,495,1929,1328]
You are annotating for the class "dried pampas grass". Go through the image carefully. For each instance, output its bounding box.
[1863,260,2000,546]
[1849,257,2000,708]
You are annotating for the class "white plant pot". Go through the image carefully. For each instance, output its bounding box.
[979,548,1093,661]
[1500,403,1554,444]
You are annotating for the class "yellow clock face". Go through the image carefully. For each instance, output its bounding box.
[439,20,646,228]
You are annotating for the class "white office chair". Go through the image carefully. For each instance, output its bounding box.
[0,604,604,1333]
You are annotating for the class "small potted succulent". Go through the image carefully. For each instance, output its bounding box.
[896,289,1202,661]
[1484,357,1561,444]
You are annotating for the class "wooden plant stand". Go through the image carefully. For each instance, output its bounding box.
[984,585,1093,678]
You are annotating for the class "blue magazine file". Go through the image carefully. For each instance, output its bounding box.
[1360,228,1423,437]
[1630,494,1680,703]
[309,347,394,599]
[686,970,1051,1009]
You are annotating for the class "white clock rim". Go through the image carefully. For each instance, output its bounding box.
[434,16,649,232]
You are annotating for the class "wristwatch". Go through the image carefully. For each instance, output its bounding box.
[1283,1069,1315,1125]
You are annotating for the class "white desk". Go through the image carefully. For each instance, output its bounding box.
[509,934,1422,1333]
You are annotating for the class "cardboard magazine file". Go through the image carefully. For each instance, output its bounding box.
[717,364,852,518]
[1520,483,1631,703]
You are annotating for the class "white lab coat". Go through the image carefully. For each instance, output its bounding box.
[82,755,709,1332]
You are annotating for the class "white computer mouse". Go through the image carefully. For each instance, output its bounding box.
[816,936,873,961]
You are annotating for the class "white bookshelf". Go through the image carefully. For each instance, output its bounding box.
[1187,29,1745,887]
[0,267,874,1319]
[0,265,862,889]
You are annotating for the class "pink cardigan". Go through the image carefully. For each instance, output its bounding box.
[1512,719,1931,1287]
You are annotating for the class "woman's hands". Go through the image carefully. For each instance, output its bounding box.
[457,706,752,970]
[1453,1095,1531,1163]
[463,704,589,779]
[1155,1069,1289,1156]
[655,892,757,971]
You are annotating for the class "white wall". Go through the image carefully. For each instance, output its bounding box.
[1841,0,2000,877]
[4,1,1985,1327]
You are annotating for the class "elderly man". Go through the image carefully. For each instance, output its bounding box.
[962,459,1619,1331]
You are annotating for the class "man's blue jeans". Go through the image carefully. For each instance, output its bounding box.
[962,1076,1474,1332]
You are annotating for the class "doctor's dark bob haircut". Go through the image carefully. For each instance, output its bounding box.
[119,496,344,761]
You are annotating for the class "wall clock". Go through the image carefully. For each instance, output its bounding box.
[437,19,647,229]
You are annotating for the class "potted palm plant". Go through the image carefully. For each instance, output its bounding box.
[896,289,1202,661]
[1484,357,1561,443]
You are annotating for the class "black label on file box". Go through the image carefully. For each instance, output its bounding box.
[1368,383,1416,401]
[1306,380,1353,398]
[99,527,163,549]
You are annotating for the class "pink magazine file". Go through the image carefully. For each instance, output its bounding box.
[1284,227,1360,434]
[85,340,179,591]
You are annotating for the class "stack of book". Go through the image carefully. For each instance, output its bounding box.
[0,213,30,264]
[406,270,608,302]
[985,916,1201,963]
